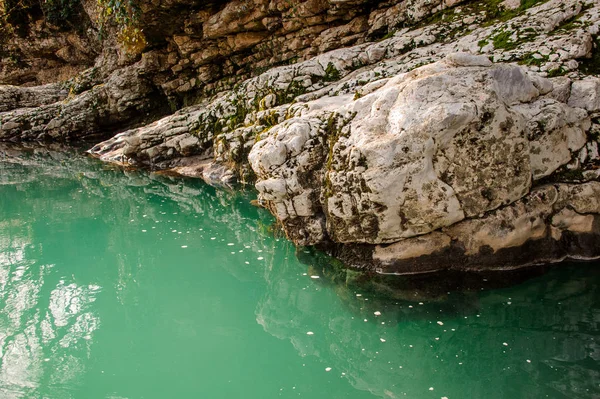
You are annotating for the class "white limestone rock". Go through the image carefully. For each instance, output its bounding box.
[250,54,594,246]
[515,99,589,179]
[444,185,557,256]
[325,58,545,244]
[568,77,600,112]
[373,232,452,263]
[249,117,330,245]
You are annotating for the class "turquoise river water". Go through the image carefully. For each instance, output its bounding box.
[0,145,599,399]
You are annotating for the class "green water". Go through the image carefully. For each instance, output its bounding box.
[0,145,599,399]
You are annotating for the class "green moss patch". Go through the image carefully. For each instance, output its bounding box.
[323,62,341,82]
[518,52,549,67]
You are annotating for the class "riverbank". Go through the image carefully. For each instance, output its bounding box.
[1,0,599,274]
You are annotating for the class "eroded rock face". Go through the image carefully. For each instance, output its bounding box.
[249,55,590,246]
[371,182,600,274]
[0,0,101,86]
[249,117,331,245]
[0,84,68,112]
[0,64,169,142]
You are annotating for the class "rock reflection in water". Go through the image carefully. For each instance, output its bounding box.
[0,229,100,398]
[257,247,600,398]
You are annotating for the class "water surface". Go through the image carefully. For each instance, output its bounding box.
[1,145,599,398]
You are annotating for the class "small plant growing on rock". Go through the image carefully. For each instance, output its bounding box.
[323,62,341,82]
[546,67,567,77]
[97,0,146,54]
[42,0,81,28]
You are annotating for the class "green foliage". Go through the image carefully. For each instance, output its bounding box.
[551,17,582,34]
[97,0,138,27]
[392,0,551,47]
[417,0,550,33]
[323,62,341,82]
[43,0,80,28]
[97,0,146,54]
[257,111,279,128]
[1,0,81,34]
[546,67,567,77]
[1,0,32,40]
[380,30,396,41]
[0,10,11,50]
[518,52,548,67]
[482,0,548,25]
[490,25,538,51]
[492,30,516,50]
[2,0,33,26]
[228,94,250,129]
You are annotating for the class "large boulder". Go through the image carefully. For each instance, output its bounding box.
[249,54,590,247]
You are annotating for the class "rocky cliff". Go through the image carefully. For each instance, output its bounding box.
[1,0,599,274]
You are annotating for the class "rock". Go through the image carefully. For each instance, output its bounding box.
[0,84,68,113]
[372,182,600,274]
[568,78,600,112]
[551,208,595,234]
[489,65,539,105]
[88,105,209,166]
[501,0,521,10]
[0,64,168,142]
[3,0,600,275]
[250,55,590,246]
[545,77,571,103]
[515,99,588,179]
[444,185,557,256]
[249,117,329,245]
[373,232,452,273]
[445,52,492,67]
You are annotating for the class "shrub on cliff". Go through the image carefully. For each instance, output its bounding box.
[97,0,146,54]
